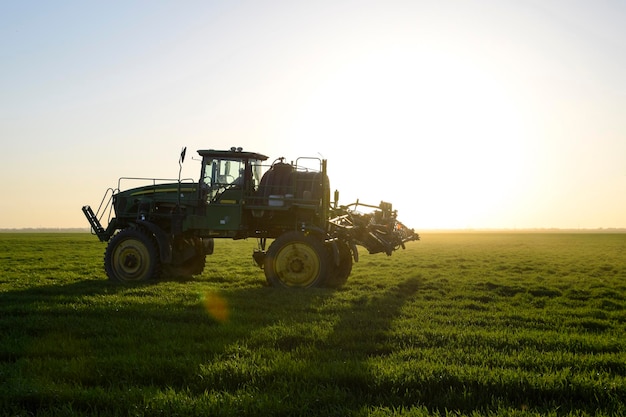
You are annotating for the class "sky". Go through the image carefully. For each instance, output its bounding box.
[1,0,625,230]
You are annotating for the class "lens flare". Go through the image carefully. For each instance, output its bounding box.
[202,291,229,323]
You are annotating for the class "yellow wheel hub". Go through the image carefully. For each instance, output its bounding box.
[274,242,321,287]
[112,239,151,281]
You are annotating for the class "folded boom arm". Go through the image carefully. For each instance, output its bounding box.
[329,201,420,256]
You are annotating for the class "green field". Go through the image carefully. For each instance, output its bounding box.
[1,232,624,416]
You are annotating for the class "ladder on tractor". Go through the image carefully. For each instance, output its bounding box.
[82,205,108,241]
[82,187,115,242]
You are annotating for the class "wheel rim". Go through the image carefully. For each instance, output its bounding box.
[273,242,321,287]
[111,238,151,281]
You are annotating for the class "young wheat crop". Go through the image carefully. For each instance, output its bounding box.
[0,232,624,416]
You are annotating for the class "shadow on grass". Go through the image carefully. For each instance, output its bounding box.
[0,275,426,415]
[211,276,427,414]
[1,275,622,416]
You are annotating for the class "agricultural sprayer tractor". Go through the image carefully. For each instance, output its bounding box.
[82,147,419,288]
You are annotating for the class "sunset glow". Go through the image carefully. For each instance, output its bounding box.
[1,1,625,230]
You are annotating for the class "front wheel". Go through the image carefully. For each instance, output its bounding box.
[264,231,329,288]
[104,228,160,283]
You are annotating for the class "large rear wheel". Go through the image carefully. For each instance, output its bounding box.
[104,228,160,283]
[264,231,329,288]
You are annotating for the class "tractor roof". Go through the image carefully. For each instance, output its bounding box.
[197,149,268,161]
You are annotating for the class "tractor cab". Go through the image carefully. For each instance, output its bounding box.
[199,148,268,203]
[193,148,268,233]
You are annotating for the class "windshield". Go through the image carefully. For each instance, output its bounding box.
[201,158,262,201]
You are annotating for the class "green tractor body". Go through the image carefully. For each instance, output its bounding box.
[83,147,419,287]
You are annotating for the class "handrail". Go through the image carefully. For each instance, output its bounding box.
[117,177,195,190]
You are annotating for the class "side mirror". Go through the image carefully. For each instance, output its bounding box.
[178,147,187,187]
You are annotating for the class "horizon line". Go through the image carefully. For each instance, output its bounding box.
[1,227,626,234]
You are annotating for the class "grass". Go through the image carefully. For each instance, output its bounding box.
[0,232,625,416]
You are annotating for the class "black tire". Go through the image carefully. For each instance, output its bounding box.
[325,240,353,288]
[163,237,207,279]
[264,231,329,288]
[104,228,160,283]
[163,254,206,279]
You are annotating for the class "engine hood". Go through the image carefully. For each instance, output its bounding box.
[113,182,200,218]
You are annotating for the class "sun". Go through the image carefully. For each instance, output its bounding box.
[287,46,530,229]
